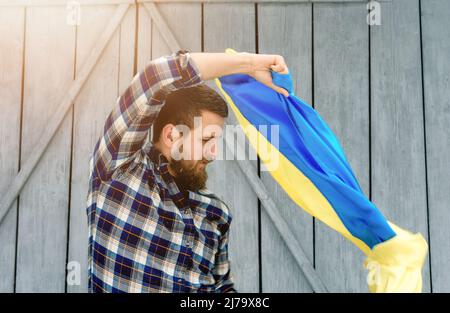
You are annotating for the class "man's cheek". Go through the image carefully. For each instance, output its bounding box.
[203,138,220,161]
[191,139,204,161]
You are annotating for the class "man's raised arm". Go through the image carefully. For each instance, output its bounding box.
[89,50,288,181]
[89,50,203,181]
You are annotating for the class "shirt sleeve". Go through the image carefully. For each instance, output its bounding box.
[213,227,238,293]
[89,50,203,181]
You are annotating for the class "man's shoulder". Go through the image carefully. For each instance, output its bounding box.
[196,188,233,226]
[197,188,226,207]
[89,143,156,188]
[197,188,219,199]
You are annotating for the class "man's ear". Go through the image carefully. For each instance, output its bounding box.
[161,124,183,147]
[165,124,189,161]
[161,124,175,148]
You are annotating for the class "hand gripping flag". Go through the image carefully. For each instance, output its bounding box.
[215,48,428,292]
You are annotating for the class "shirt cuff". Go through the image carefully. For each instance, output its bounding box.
[174,49,203,88]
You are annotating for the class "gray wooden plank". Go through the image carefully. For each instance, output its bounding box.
[118,8,137,97]
[16,6,75,292]
[258,2,314,292]
[421,0,450,293]
[136,2,153,143]
[370,0,430,292]
[313,2,369,292]
[0,4,130,229]
[204,3,260,292]
[137,3,152,72]
[230,145,327,292]
[67,5,128,292]
[0,6,24,292]
[150,3,202,59]
[147,2,202,139]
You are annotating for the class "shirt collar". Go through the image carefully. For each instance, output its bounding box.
[146,145,226,215]
[147,145,189,209]
[148,145,169,166]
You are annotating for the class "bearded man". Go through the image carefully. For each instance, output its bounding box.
[86,49,289,293]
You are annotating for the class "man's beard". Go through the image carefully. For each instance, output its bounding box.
[170,159,209,192]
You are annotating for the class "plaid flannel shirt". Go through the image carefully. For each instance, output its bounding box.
[86,50,236,293]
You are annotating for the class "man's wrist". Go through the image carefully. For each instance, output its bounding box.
[238,52,255,76]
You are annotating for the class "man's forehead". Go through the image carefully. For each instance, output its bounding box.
[199,111,225,136]
[202,124,223,138]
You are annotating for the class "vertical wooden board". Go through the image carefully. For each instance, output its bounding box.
[137,3,152,72]
[150,3,201,58]
[16,6,75,292]
[313,3,369,292]
[370,0,430,292]
[258,3,314,292]
[0,6,24,292]
[67,4,127,293]
[421,0,450,293]
[204,3,259,292]
[147,3,202,149]
[118,7,137,97]
[136,3,152,143]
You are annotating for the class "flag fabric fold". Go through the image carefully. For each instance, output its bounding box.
[214,48,428,292]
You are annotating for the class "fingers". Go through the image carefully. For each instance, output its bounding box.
[270,64,279,72]
[271,55,289,74]
[271,63,288,74]
[271,56,289,96]
[268,82,290,97]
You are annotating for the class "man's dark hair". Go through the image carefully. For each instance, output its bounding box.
[152,83,228,142]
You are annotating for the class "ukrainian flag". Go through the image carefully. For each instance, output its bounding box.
[215,48,428,293]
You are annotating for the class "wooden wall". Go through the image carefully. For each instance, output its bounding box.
[0,0,449,293]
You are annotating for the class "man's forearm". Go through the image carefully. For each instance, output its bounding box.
[190,52,252,81]
[190,51,290,97]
